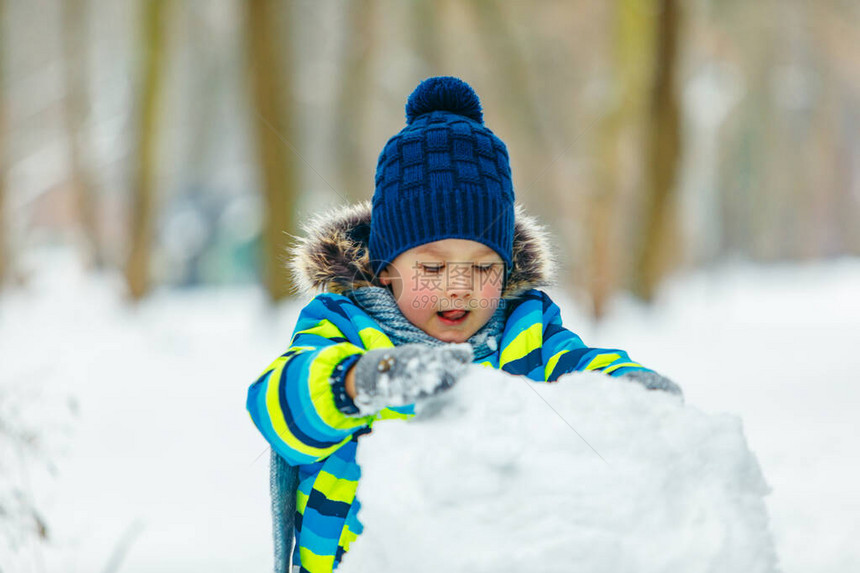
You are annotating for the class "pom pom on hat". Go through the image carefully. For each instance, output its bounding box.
[405,76,483,125]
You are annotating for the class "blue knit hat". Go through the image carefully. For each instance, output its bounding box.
[369,76,515,276]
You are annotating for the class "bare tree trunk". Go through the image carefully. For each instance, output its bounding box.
[412,0,442,75]
[588,140,618,319]
[0,152,4,286]
[0,98,5,288]
[246,0,297,301]
[469,0,573,265]
[589,0,657,318]
[0,0,8,287]
[631,0,681,301]
[335,0,375,201]
[125,0,168,300]
[810,2,860,255]
[469,0,554,180]
[63,0,103,269]
[185,1,219,180]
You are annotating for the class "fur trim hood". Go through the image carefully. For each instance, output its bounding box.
[288,201,555,300]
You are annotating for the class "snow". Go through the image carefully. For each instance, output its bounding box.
[343,370,776,573]
[2,251,859,572]
[0,252,282,573]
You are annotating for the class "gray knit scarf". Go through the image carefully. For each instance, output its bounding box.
[349,286,507,360]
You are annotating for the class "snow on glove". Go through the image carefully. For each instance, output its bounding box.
[352,343,474,416]
[621,370,683,397]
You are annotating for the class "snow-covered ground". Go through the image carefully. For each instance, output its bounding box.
[1,252,859,572]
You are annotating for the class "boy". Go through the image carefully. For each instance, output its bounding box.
[247,77,679,573]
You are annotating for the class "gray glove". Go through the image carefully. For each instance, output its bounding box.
[621,370,683,397]
[352,343,473,416]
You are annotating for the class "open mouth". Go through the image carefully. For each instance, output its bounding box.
[437,309,469,324]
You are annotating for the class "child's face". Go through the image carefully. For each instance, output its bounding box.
[378,239,505,343]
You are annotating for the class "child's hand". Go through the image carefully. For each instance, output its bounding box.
[351,343,473,416]
[621,370,683,397]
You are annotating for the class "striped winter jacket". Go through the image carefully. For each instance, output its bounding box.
[246,202,658,572]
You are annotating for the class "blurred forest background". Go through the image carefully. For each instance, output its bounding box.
[0,0,858,316]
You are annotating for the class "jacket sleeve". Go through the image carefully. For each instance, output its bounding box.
[539,292,654,382]
[246,298,382,466]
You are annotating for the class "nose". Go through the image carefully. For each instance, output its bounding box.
[446,288,471,299]
[445,264,474,299]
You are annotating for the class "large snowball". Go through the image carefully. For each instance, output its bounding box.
[339,369,777,573]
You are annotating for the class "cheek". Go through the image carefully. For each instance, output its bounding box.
[477,273,504,299]
[476,275,503,317]
[396,289,434,320]
[403,274,443,305]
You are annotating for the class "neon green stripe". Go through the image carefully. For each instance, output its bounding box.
[265,359,353,459]
[545,349,568,380]
[375,407,412,421]
[307,344,372,431]
[258,355,287,379]
[499,323,542,367]
[294,318,344,341]
[358,326,394,350]
[297,489,309,513]
[339,523,360,551]
[298,547,336,572]
[314,470,359,504]
[585,353,621,371]
[258,348,315,381]
[604,361,642,374]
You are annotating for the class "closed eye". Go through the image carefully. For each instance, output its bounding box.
[421,264,444,273]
